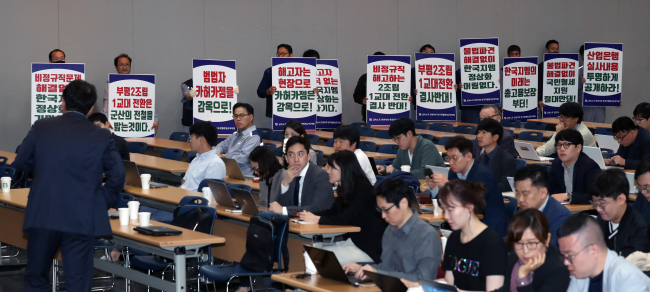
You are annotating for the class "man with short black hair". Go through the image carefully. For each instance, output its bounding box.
[376,117,444,179]
[548,129,601,204]
[605,116,650,169]
[215,102,261,176]
[257,44,293,123]
[536,102,596,157]
[49,49,65,63]
[558,215,650,292]
[633,157,650,222]
[507,45,521,57]
[353,51,385,122]
[302,49,320,59]
[537,40,560,113]
[476,118,516,192]
[181,121,226,191]
[87,112,130,161]
[589,169,650,257]
[332,125,376,184]
[342,178,441,282]
[473,104,516,158]
[426,136,509,236]
[515,164,571,246]
[269,136,334,215]
[633,102,650,131]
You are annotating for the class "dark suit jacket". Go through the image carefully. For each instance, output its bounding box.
[495,244,570,292]
[449,162,509,237]
[256,67,273,117]
[548,152,601,204]
[111,133,130,161]
[477,146,517,192]
[473,129,517,159]
[315,183,388,263]
[541,196,572,246]
[615,126,650,170]
[598,204,650,257]
[273,162,334,214]
[12,112,125,237]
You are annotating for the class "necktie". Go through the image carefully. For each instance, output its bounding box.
[293,176,302,206]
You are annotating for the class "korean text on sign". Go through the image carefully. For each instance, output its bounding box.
[192,59,238,132]
[415,53,456,121]
[31,63,85,125]
[315,60,343,129]
[459,38,500,106]
[272,57,317,130]
[366,55,411,126]
[502,57,538,121]
[542,54,579,118]
[583,43,623,107]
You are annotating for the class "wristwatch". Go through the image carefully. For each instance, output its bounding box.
[566,192,572,201]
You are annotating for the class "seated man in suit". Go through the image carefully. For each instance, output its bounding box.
[376,117,444,179]
[514,164,571,246]
[472,104,516,158]
[605,116,650,170]
[332,125,376,184]
[548,129,601,205]
[87,112,130,161]
[633,102,650,131]
[427,136,509,237]
[181,121,226,191]
[269,136,334,215]
[215,103,261,176]
[476,118,516,192]
[589,169,650,257]
[536,102,597,157]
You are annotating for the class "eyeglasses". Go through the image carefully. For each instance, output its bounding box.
[449,155,464,161]
[276,52,290,57]
[513,241,541,250]
[480,114,500,121]
[251,166,259,172]
[376,204,396,214]
[555,142,574,149]
[636,184,650,193]
[589,199,614,210]
[232,113,251,119]
[116,63,131,68]
[614,131,630,141]
[286,152,307,158]
[558,115,572,121]
[391,134,406,143]
[562,244,593,265]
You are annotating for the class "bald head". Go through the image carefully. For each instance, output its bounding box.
[558,215,606,250]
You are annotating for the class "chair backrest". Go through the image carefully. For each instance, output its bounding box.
[524,121,547,130]
[263,142,277,153]
[0,156,7,167]
[0,167,16,180]
[227,184,253,197]
[504,197,519,218]
[326,139,335,147]
[453,125,477,134]
[186,151,198,162]
[171,205,217,257]
[414,120,428,129]
[127,142,148,154]
[428,123,454,133]
[359,141,377,152]
[257,212,290,272]
[274,146,284,157]
[500,119,522,128]
[594,128,613,136]
[358,127,374,137]
[351,122,371,129]
[115,193,135,209]
[419,134,434,141]
[197,178,227,193]
[377,144,400,154]
[515,159,527,170]
[437,136,452,146]
[517,131,544,142]
[269,130,284,142]
[257,128,273,140]
[306,134,319,145]
[375,130,391,139]
[178,195,209,207]
[169,132,190,142]
[314,150,324,165]
[160,148,184,161]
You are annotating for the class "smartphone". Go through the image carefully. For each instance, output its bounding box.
[424,168,433,178]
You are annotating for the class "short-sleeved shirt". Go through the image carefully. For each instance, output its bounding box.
[442,227,508,291]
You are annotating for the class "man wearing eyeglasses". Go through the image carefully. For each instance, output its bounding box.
[633,157,650,224]
[472,104,517,158]
[558,215,650,292]
[257,44,293,125]
[588,169,650,257]
[605,116,650,169]
[633,102,650,131]
[214,103,261,177]
[101,54,159,134]
[535,102,596,157]
[547,129,601,204]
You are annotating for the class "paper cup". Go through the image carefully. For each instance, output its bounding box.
[1,177,10,193]
[127,201,140,220]
[140,173,151,190]
[401,165,411,172]
[138,212,151,227]
[202,187,212,204]
[118,208,130,225]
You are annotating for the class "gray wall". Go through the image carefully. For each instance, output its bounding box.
[1,0,649,152]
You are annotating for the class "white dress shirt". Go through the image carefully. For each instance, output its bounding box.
[280,163,310,215]
[181,148,226,191]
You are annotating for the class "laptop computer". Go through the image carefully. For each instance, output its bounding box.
[626,172,638,194]
[230,188,260,216]
[362,271,407,292]
[133,226,183,236]
[418,278,459,292]
[582,146,609,170]
[507,177,515,192]
[122,160,168,188]
[514,142,553,161]
[303,245,372,286]
[368,157,380,175]
[595,134,620,152]
[206,180,239,209]
[223,158,255,180]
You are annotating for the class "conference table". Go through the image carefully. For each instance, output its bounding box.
[272,272,380,292]
[0,188,225,292]
[528,118,611,130]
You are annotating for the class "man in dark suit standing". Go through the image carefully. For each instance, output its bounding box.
[427,136,509,237]
[476,118,517,192]
[12,80,125,291]
[269,136,334,215]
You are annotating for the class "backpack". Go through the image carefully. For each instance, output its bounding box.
[240,212,289,273]
[170,206,213,233]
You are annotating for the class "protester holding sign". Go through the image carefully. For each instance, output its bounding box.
[542,52,580,118]
[257,44,293,124]
[353,51,385,122]
[502,56,538,121]
[366,55,411,125]
[537,40,560,114]
[415,52,456,121]
[48,49,65,63]
[458,38,500,123]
